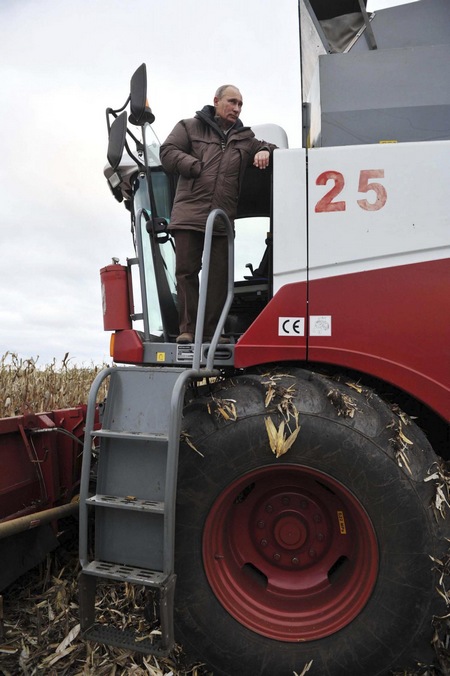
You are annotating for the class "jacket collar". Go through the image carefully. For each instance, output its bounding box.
[196,104,245,138]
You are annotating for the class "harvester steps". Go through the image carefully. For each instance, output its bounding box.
[86,494,165,514]
[82,560,167,586]
[91,429,168,443]
[83,623,171,656]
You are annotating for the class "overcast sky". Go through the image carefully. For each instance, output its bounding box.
[0,0,416,367]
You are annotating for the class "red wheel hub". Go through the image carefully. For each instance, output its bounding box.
[203,465,379,641]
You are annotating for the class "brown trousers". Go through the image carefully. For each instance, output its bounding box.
[173,229,228,337]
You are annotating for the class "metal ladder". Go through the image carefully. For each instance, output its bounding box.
[78,209,234,655]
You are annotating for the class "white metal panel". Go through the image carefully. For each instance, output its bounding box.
[273,148,308,293]
[308,140,450,279]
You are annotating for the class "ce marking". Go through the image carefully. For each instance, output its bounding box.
[278,317,305,336]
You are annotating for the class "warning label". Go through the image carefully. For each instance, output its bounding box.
[310,315,332,336]
[337,510,347,535]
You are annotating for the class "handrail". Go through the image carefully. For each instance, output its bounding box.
[192,208,235,371]
[357,0,377,50]
[165,209,234,570]
[79,366,115,567]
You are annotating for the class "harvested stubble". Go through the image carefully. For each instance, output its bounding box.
[0,529,209,676]
[0,353,109,418]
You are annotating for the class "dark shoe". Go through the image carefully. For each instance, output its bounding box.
[176,332,194,344]
[204,335,231,344]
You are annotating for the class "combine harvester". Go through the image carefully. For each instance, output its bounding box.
[0,1,448,675]
[77,0,450,673]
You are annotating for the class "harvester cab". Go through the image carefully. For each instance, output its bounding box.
[101,63,286,369]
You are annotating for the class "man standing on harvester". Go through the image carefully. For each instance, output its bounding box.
[160,85,276,345]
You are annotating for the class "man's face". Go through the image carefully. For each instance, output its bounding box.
[214,87,243,128]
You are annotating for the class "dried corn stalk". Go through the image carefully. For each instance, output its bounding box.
[0,351,109,417]
[425,462,450,520]
[428,548,450,675]
[430,551,450,608]
[207,396,237,422]
[327,388,358,418]
[391,402,417,425]
[388,419,414,476]
[263,372,295,407]
[294,661,314,676]
[180,431,204,457]
[262,373,301,458]
[265,416,301,458]
[345,381,363,394]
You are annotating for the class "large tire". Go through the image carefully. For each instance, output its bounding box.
[175,367,447,676]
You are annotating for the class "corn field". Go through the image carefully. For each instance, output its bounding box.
[0,352,108,418]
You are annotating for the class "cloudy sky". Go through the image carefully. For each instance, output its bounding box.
[0,0,415,367]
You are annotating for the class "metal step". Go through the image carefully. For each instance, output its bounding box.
[86,494,165,514]
[82,560,167,586]
[91,429,168,443]
[82,623,171,657]
[79,568,176,655]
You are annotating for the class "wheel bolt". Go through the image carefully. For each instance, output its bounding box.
[273,553,281,561]
[300,500,308,509]
[317,532,324,541]
[265,504,274,513]
[260,539,268,547]
[282,496,290,505]
[313,514,322,523]
[291,557,299,565]
[257,521,265,528]
[309,549,316,558]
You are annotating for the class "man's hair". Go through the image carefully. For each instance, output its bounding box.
[215,84,239,100]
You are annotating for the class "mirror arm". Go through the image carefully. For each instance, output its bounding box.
[108,95,131,116]
[105,95,131,133]
[125,127,143,149]
[124,139,145,171]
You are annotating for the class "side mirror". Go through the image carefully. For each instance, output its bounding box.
[107,111,127,170]
[129,63,155,126]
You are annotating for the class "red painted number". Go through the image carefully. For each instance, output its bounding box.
[357,169,387,211]
[315,169,387,212]
[315,171,345,212]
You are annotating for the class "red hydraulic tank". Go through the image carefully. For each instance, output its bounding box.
[100,263,132,331]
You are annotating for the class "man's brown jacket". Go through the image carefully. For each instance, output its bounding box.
[160,105,276,233]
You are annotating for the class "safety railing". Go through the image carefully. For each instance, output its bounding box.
[192,208,235,371]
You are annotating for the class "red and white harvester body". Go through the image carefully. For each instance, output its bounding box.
[3,1,448,675]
